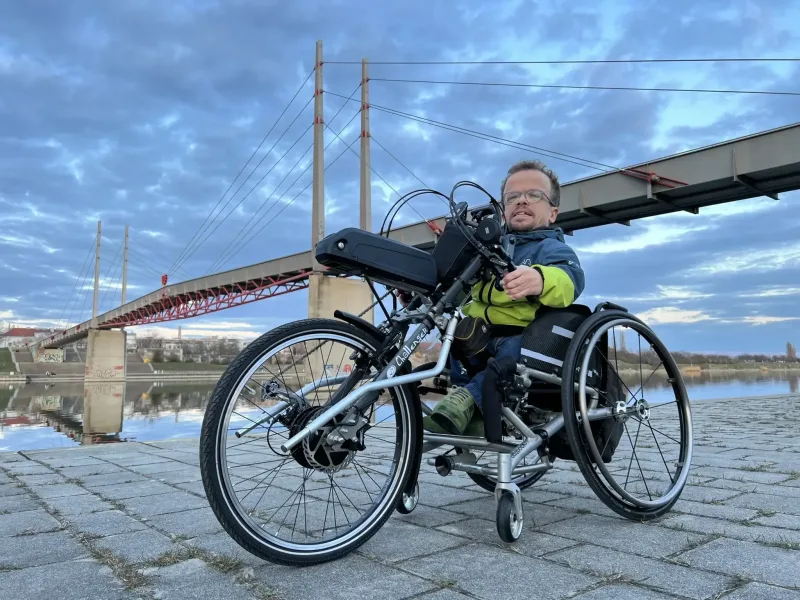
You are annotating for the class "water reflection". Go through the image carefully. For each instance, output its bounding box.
[1,370,797,452]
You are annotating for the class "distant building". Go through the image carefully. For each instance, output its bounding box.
[0,327,52,348]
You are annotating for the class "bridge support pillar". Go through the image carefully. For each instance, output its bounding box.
[85,329,128,382]
[306,273,375,393]
[307,273,374,323]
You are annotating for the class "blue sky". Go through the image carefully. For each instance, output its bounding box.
[1,0,799,356]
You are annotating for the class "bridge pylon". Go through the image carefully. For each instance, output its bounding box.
[308,41,375,332]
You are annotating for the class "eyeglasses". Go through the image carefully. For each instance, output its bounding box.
[502,189,553,206]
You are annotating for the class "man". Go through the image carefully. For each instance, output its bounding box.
[423,159,585,435]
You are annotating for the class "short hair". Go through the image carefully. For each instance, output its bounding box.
[500,159,561,207]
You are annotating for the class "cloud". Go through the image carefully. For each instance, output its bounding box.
[685,241,800,276]
[1,0,799,356]
[635,306,717,325]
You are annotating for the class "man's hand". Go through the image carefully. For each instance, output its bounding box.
[502,265,543,300]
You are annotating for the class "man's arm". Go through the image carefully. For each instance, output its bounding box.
[534,242,585,308]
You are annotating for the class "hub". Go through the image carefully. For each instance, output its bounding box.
[289,407,354,472]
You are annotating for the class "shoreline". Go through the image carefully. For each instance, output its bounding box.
[4,363,799,385]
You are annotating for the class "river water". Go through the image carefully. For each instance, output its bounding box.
[1,371,798,453]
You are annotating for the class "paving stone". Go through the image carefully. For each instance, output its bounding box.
[127,460,194,476]
[409,590,475,600]
[55,463,124,478]
[538,513,709,559]
[400,542,598,600]
[43,492,115,516]
[0,530,89,569]
[15,473,68,486]
[142,558,259,600]
[29,483,89,499]
[693,467,792,484]
[118,490,210,518]
[417,481,489,508]
[436,517,580,557]
[146,507,224,538]
[3,462,54,476]
[0,483,26,497]
[678,537,800,588]
[0,493,40,513]
[172,479,207,497]
[570,583,679,599]
[255,552,437,600]
[0,509,62,537]
[723,582,800,599]
[669,484,743,503]
[184,531,266,567]
[151,467,202,485]
[93,528,181,564]
[546,542,737,599]
[394,503,473,528]
[356,518,468,563]
[0,557,131,599]
[671,498,762,522]
[66,509,148,538]
[447,496,580,527]
[79,471,149,488]
[725,492,800,516]
[91,480,179,500]
[103,454,174,467]
[753,513,800,530]
[662,513,800,546]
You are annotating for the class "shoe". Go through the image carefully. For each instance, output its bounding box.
[423,387,475,435]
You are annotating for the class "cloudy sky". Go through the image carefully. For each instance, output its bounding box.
[1,0,799,356]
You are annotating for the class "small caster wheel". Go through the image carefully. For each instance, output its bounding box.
[396,481,419,514]
[496,491,523,543]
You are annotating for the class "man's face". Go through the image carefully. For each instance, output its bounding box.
[502,169,558,231]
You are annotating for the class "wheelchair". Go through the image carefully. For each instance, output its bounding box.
[198,181,694,566]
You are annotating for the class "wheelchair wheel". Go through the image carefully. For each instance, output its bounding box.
[199,318,420,566]
[561,309,693,521]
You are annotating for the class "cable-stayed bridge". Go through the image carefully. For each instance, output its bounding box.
[27,43,800,382]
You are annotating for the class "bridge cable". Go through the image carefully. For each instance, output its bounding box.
[55,237,95,330]
[370,78,800,97]
[325,124,438,227]
[98,242,125,313]
[210,134,361,272]
[205,83,364,274]
[127,248,174,279]
[167,67,315,276]
[130,233,193,280]
[170,96,316,276]
[63,244,99,330]
[325,57,800,65]
[324,91,668,176]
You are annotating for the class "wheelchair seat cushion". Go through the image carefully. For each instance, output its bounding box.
[315,228,440,292]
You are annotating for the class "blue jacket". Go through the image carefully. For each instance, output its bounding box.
[463,227,585,327]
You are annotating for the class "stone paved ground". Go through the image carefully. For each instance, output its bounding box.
[1,393,799,600]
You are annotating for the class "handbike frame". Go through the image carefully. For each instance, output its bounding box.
[277,252,615,485]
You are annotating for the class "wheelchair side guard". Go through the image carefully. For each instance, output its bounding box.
[593,301,629,313]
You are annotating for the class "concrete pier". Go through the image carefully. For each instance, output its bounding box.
[1,394,799,599]
[85,330,127,382]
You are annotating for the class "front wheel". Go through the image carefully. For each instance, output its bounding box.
[199,318,420,566]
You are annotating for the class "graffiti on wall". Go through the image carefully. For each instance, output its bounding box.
[35,349,64,363]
